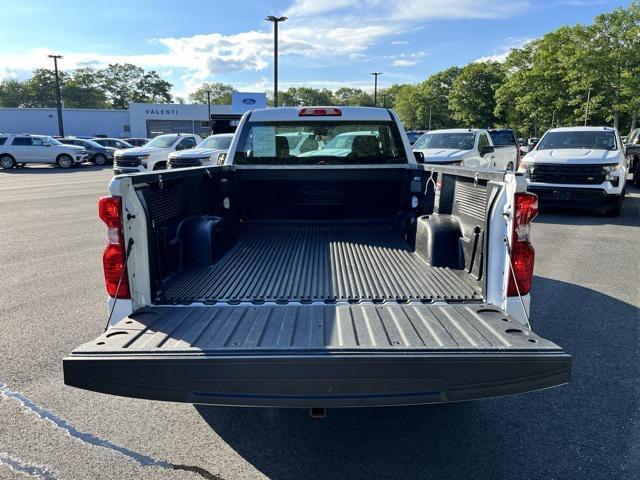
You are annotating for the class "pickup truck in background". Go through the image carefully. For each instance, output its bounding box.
[64,107,571,409]
[520,126,628,216]
[488,128,520,170]
[412,128,517,170]
[168,134,234,169]
[114,133,202,174]
[626,127,640,187]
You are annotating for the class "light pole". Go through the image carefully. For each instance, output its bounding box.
[584,87,593,126]
[206,90,211,133]
[48,54,64,137]
[370,72,382,107]
[266,15,287,107]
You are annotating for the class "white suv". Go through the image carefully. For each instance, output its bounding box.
[113,133,202,174]
[0,134,88,169]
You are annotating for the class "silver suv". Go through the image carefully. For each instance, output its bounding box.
[0,134,88,169]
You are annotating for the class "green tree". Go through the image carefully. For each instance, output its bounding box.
[24,68,68,107]
[188,82,235,105]
[97,63,172,108]
[0,79,30,107]
[279,87,334,106]
[332,87,374,106]
[393,84,423,129]
[419,66,461,129]
[571,2,640,130]
[62,67,108,109]
[495,28,579,137]
[449,61,505,127]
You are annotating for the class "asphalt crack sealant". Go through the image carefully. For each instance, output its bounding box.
[0,383,224,480]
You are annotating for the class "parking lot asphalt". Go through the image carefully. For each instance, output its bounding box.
[0,165,638,480]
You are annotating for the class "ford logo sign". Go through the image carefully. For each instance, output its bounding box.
[242,98,257,105]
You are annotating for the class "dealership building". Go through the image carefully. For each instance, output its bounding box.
[0,92,267,138]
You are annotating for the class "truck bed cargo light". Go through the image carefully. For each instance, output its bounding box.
[298,108,342,117]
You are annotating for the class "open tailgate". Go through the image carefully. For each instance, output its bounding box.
[64,304,571,407]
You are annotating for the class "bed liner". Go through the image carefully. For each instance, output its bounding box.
[158,223,481,304]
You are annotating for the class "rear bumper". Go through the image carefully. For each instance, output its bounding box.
[528,185,621,208]
[64,351,571,408]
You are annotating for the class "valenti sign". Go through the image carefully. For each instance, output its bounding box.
[145,108,179,115]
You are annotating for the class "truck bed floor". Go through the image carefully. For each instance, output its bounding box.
[159,223,481,304]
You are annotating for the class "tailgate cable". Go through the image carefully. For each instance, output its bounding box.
[503,236,531,325]
[104,238,135,331]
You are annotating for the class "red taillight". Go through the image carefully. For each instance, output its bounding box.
[98,196,130,298]
[298,107,342,117]
[103,244,130,298]
[99,196,122,228]
[507,192,538,296]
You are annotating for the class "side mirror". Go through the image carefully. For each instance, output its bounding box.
[42,142,50,147]
[414,151,425,163]
[175,144,185,151]
[480,145,494,156]
[187,144,195,149]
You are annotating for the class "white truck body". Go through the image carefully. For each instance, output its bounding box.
[521,126,627,216]
[64,107,570,408]
[167,134,233,169]
[113,133,202,174]
[413,128,518,171]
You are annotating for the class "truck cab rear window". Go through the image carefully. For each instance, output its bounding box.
[234,121,405,165]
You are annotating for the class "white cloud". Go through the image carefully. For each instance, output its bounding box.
[0,0,533,93]
[287,0,531,20]
[393,59,420,67]
[475,37,534,63]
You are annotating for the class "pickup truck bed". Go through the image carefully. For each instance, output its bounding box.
[159,223,480,304]
[64,303,569,407]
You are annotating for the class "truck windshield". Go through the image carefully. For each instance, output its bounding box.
[146,135,179,148]
[413,132,475,151]
[199,136,232,150]
[537,131,617,150]
[234,121,405,165]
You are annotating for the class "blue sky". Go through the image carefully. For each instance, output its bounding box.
[0,0,631,98]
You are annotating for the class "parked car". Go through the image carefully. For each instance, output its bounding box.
[113,133,202,174]
[406,130,426,145]
[168,133,233,169]
[124,137,149,147]
[520,126,627,216]
[64,106,571,410]
[412,128,516,170]
[59,137,116,165]
[92,138,133,150]
[626,128,640,187]
[0,133,88,169]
